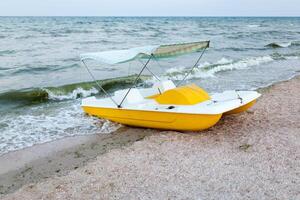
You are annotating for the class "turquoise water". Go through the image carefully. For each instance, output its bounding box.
[0,17,300,154]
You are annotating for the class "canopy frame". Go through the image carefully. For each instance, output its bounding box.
[118,54,153,108]
[137,58,161,81]
[176,45,208,87]
[81,60,119,107]
[80,41,210,108]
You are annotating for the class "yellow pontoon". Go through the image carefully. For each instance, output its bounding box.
[80,41,260,131]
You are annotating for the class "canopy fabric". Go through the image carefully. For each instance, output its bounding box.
[80,46,159,65]
[80,41,209,65]
[153,41,209,58]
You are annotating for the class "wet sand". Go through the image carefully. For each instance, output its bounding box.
[1,76,300,199]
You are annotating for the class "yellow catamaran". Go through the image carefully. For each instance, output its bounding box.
[80,41,260,131]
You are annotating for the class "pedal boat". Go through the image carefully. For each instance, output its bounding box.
[80,41,261,131]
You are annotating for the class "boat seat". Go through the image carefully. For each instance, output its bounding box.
[114,88,145,105]
[154,84,211,105]
[152,80,176,94]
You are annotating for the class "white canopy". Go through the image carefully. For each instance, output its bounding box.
[80,46,158,65]
[80,41,209,65]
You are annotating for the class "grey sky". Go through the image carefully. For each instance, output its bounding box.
[1,0,299,16]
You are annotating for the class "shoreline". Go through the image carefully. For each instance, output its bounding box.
[1,75,300,199]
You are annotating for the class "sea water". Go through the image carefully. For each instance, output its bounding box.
[0,17,300,155]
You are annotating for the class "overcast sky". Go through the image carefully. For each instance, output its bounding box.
[1,0,299,16]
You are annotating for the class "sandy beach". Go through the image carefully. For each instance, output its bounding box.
[1,76,300,199]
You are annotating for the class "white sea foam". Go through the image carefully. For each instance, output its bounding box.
[267,41,297,48]
[247,24,260,28]
[164,56,274,81]
[166,66,186,74]
[284,55,300,60]
[45,87,99,100]
[0,102,121,155]
[278,42,292,48]
[216,57,233,65]
[206,56,274,74]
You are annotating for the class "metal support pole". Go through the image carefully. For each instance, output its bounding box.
[176,47,208,87]
[81,60,119,107]
[137,59,160,81]
[118,54,153,108]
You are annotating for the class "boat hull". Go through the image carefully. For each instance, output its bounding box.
[225,100,257,115]
[82,106,222,131]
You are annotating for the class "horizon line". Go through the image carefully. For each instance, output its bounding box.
[0,15,300,17]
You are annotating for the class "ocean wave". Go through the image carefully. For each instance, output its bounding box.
[0,75,146,107]
[269,52,300,60]
[228,30,286,40]
[215,47,267,52]
[48,32,67,38]
[40,28,93,35]
[0,103,121,155]
[150,53,299,82]
[265,41,300,48]
[265,42,290,48]
[3,63,81,76]
[15,35,36,40]
[247,24,260,28]
[45,87,99,101]
[205,56,273,74]
[78,39,111,45]
[291,41,300,46]
[61,29,93,34]
[60,57,80,62]
[165,56,274,80]
[0,50,16,56]
[0,66,11,70]
[171,51,300,81]
[75,21,92,25]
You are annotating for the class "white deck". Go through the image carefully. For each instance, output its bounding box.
[81,81,261,115]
